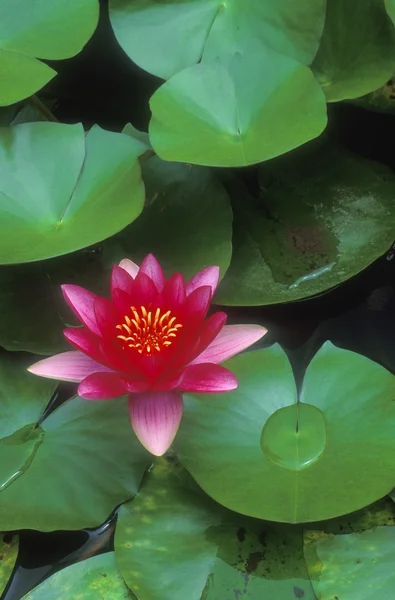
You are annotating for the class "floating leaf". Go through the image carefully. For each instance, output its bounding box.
[110,0,327,166]
[0,358,150,530]
[304,526,395,599]
[216,142,395,305]
[22,552,134,600]
[149,56,327,167]
[174,343,395,522]
[0,156,232,354]
[0,533,18,595]
[115,459,315,600]
[312,0,395,101]
[0,122,146,264]
[0,0,98,105]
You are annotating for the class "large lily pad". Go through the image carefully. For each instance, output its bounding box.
[115,459,316,600]
[109,0,326,79]
[110,0,327,166]
[216,142,395,305]
[22,552,134,600]
[149,55,327,167]
[0,354,150,530]
[304,527,395,599]
[0,156,232,354]
[0,122,146,264]
[0,533,18,596]
[312,0,395,102]
[174,342,395,523]
[0,0,98,105]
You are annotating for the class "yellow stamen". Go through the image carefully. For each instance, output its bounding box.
[116,306,183,355]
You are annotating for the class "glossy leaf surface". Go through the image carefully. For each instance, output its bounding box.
[115,460,315,600]
[0,123,146,264]
[0,0,98,105]
[175,343,395,522]
[313,0,395,101]
[216,142,395,305]
[22,552,134,600]
[0,369,150,530]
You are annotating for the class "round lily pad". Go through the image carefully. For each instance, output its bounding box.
[174,342,395,522]
[110,0,327,167]
[0,355,151,531]
[216,141,395,305]
[115,459,316,600]
[22,552,134,600]
[0,122,146,264]
[0,0,98,105]
[312,0,395,101]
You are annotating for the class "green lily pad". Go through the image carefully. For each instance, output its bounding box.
[174,342,395,523]
[149,55,327,167]
[216,142,395,305]
[0,122,146,264]
[0,533,18,595]
[22,552,134,600]
[115,459,316,600]
[385,0,395,28]
[110,0,327,167]
[304,526,395,599]
[312,0,395,102]
[0,156,232,355]
[0,0,98,106]
[352,75,395,114]
[0,354,150,530]
[109,0,325,79]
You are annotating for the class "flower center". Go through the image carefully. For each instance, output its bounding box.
[116,306,183,355]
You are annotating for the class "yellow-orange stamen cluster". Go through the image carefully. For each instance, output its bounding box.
[116,306,182,355]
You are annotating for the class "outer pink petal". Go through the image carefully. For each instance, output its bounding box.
[186,266,220,296]
[118,258,139,278]
[111,265,134,296]
[63,328,103,364]
[139,254,166,292]
[78,372,128,399]
[191,324,268,365]
[27,351,113,383]
[179,363,237,392]
[128,390,183,456]
[61,285,101,336]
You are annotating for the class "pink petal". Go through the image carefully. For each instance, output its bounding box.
[162,272,186,310]
[179,363,238,392]
[27,351,113,383]
[131,271,160,307]
[63,328,103,364]
[118,258,139,278]
[61,284,101,336]
[78,372,128,399]
[139,254,166,292]
[181,285,212,322]
[191,324,268,365]
[186,266,220,296]
[128,390,183,456]
[94,296,118,337]
[111,265,134,296]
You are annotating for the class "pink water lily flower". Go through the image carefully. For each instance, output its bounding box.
[28,255,267,456]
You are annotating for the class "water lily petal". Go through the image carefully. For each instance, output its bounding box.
[61,284,101,336]
[111,264,134,296]
[186,266,220,296]
[78,372,128,399]
[128,390,183,456]
[179,363,238,392]
[162,272,186,311]
[28,351,112,382]
[119,258,139,278]
[139,253,166,292]
[64,328,103,364]
[94,296,118,338]
[191,324,268,365]
[181,285,212,322]
[132,271,160,307]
